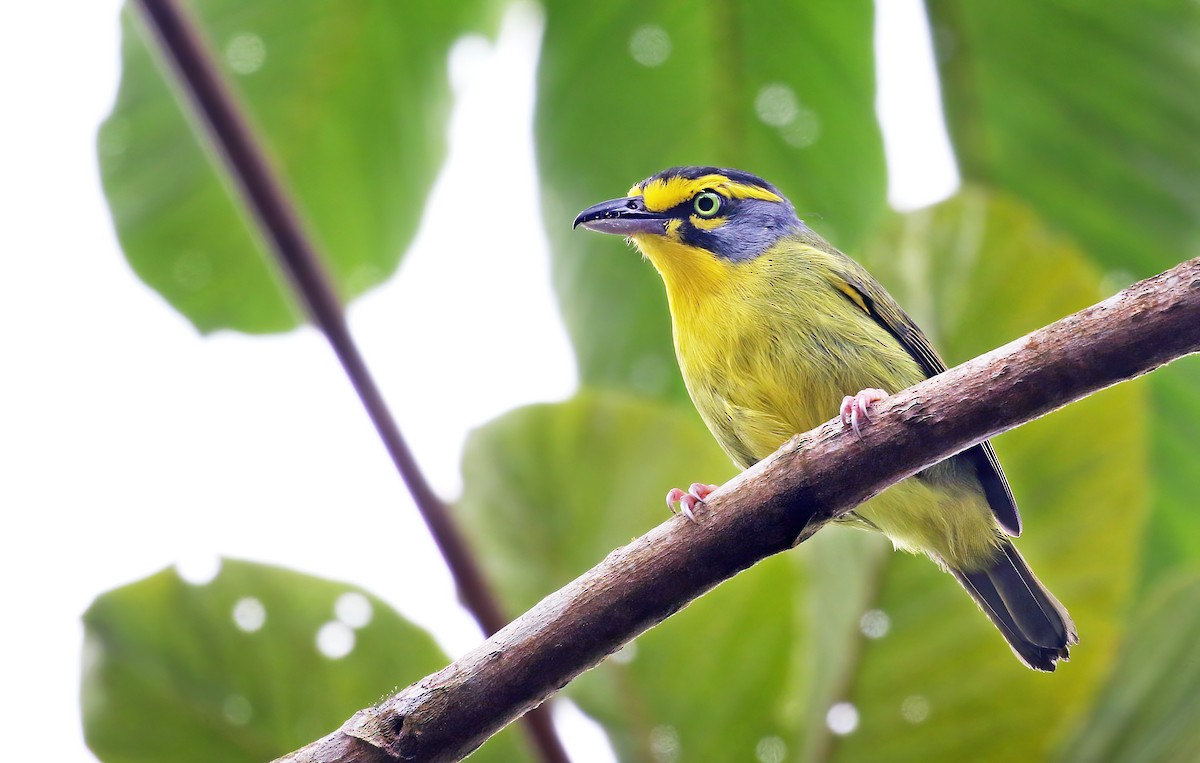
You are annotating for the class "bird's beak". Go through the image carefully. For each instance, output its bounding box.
[573,196,669,236]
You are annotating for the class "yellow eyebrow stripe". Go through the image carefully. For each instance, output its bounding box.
[630,174,783,212]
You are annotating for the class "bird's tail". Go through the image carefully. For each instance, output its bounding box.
[951,541,1078,671]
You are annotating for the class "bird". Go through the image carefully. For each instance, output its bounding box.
[573,166,1077,671]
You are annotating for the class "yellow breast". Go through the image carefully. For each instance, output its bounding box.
[631,232,924,469]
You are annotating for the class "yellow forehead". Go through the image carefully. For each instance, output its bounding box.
[630,174,783,212]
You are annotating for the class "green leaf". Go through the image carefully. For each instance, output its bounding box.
[456,392,799,761]
[535,0,886,399]
[1059,573,1200,763]
[791,528,891,762]
[99,0,496,333]
[1143,361,1200,584]
[815,189,1149,761]
[928,0,1200,278]
[81,559,527,762]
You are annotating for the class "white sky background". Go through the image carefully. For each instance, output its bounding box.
[0,1,954,760]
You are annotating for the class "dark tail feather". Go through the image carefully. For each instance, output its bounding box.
[951,541,1078,671]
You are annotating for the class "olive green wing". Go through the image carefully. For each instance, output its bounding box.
[830,260,1022,537]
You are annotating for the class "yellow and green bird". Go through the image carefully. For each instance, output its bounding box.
[574,166,1077,671]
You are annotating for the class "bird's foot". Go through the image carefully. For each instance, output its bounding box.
[666,482,719,523]
[840,388,889,439]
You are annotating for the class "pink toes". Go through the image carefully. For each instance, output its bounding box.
[688,482,717,500]
[666,482,720,523]
[665,488,686,510]
[840,388,889,439]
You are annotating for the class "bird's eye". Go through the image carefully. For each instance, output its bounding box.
[693,191,722,218]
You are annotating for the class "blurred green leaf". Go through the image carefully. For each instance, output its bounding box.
[928,0,1200,278]
[81,559,527,762]
[817,189,1149,761]
[1060,573,1200,763]
[456,391,801,761]
[535,0,886,399]
[791,528,890,761]
[1142,361,1200,584]
[99,0,496,333]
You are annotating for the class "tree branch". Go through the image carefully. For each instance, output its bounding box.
[274,258,1200,762]
[130,2,568,761]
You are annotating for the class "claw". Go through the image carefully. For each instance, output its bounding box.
[666,488,686,510]
[840,388,889,439]
[665,482,720,523]
[680,494,698,522]
[839,395,855,427]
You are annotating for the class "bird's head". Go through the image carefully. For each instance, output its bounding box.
[572,167,803,270]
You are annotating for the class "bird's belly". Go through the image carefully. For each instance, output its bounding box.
[678,319,1002,570]
[681,319,920,467]
[858,478,1001,570]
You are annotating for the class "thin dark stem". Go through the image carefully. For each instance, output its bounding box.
[131,2,568,761]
